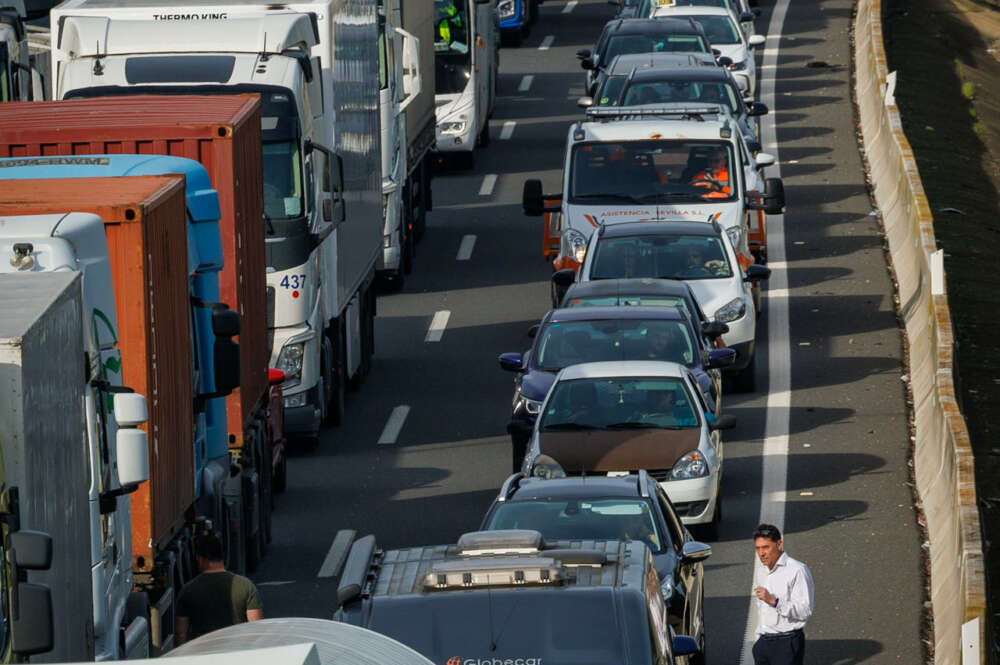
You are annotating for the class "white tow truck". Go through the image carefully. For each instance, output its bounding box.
[378,0,436,288]
[524,105,785,275]
[0,268,150,662]
[52,0,384,441]
[433,0,499,168]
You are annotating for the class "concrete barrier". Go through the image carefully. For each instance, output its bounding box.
[853,1,987,663]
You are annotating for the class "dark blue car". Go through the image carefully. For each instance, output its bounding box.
[500,306,734,472]
[498,0,540,44]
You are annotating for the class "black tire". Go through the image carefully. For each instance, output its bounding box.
[327,327,347,426]
[402,223,414,275]
[476,122,490,148]
[317,339,331,426]
[732,352,757,393]
[273,454,287,493]
[244,473,263,574]
[457,151,475,170]
[260,444,273,546]
[700,494,722,541]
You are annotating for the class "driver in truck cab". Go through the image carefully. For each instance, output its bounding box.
[437,0,468,53]
[689,147,731,199]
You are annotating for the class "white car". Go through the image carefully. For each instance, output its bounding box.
[521,360,737,531]
[575,219,770,392]
[652,5,765,99]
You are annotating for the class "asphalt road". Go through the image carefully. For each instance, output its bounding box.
[251,1,923,662]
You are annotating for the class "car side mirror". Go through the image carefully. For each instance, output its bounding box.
[709,414,738,431]
[527,324,540,339]
[701,321,729,339]
[754,152,776,168]
[672,634,700,657]
[498,352,524,372]
[576,49,592,60]
[764,177,786,214]
[739,11,755,22]
[706,348,737,369]
[11,531,53,570]
[681,540,712,563]
[12,582,53,656]
[523,179,545,216]
[717,56,733,67]
[744,264,771,283]
[748,102,768,117]
[551,269,575,288]
[748,34,766,48]
[580,58,595,71]
[577,96,594,109]
[746,140,762,153]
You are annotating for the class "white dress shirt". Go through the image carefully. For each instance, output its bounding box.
[754,551,814,638]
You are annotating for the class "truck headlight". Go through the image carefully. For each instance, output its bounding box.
[715,298,746,323]
[499,0,516,18]
[670,450,709,480]
[561,229,588,264]
[276,342,305,379]
[726,225,746,250]
[440,121,467,135]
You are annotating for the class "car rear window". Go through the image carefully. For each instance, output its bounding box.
[605,33,709,61]
[536,318,696,370]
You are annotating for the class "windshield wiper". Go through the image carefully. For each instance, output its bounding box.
[542,422,601,431]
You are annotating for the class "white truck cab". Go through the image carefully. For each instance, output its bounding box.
[433,0,498,167]
[523,105,784,275]
[0,214,150,660]
[52,1,383,441]
[0,6,45,102]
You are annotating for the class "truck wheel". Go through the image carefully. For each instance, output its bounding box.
[476,123,491,148]
[327,328,347,426]
[260,441,273,545]
[273,454,287,493]
[403,224,414,275]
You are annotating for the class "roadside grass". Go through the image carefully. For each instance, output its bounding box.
[883,0,1000,658]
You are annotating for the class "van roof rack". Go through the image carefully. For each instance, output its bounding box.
[423,556,563,590]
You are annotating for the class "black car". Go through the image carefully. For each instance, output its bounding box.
[578,18,714,96]
[499,306,734,472]
[480,471,711,661]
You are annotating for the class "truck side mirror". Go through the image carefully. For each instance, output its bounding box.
[12,582,53,656]
[523,179,544,216]
[10,531,53,571]
[764,177,786,214]
[747,102,768,117]
[212,306,241,396]
[113,393,150,488]
[551,269,575,288]
[212,307,241,338]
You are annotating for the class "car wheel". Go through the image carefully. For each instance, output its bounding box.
[477,122,491,148]
[701,494,722,541]
[732,352,757,393]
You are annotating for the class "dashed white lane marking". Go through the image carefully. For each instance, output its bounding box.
[518,75,534,92]
[479,174,498,196]
[457,234,477,261]
[500,120,516,140]
[739,0,792,662]
[562,0,578,13]
[425,311,451,342]
[377,405,411,445]
[317,529,356,577]
[539,35,554,50]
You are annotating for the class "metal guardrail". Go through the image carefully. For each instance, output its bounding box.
[854,1,988,663]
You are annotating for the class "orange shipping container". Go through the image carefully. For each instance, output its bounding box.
[0,176,194,568]
[0,96,267,443]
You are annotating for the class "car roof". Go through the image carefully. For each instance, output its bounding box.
[504,474,649,501]
[602,17,703,35]
[563,278,694,299]
[654,5,736,17]
[548,305,686,323]
[605,52,716,74]
[599,220,721,237]
[627,66,732,82]
[557,360,689,380]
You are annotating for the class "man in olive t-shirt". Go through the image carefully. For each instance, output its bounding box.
[174,534,263,645]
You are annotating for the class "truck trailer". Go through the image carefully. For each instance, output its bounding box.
[50,1,385,440]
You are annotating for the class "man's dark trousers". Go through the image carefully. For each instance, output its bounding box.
[752,630,805,665]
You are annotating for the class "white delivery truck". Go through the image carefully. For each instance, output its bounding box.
[0,219,151,660]
[52,0,385,440]
[433,0,499,168]
[0,270,149,662]
[377,0,436,288]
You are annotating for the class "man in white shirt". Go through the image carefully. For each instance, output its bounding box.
[751,523,814,665]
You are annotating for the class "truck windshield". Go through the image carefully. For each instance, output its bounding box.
[569,140,738,203]
[541,377,700,430]
[435,0,472,95]
[590,234,734,280]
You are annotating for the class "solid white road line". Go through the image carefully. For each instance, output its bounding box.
[562,0,578,13]
[457,234,477,261]
[500,120,517,140]
[425,310,451,342]
[739,0,792,662]
[317,529,356,577]
[518,75,534,92]
[539,35,554,50]
[479,173,498,196]
[377,405,411,445]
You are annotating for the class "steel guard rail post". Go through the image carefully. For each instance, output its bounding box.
[853,0,987,663]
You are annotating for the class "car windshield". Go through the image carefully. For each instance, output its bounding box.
[591,234,733,281]
[569,140,738,203]
[596,75,628,106]
[604,33,709,61]
[435,0,472,94]
[621,80,739,111]
[565,294,692,318]
[691,14,741,44]
[673,0,738,11]
[541,377,700,430]
[262,140,304,220]
[535,318,696,370]
[486,498,669,553]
